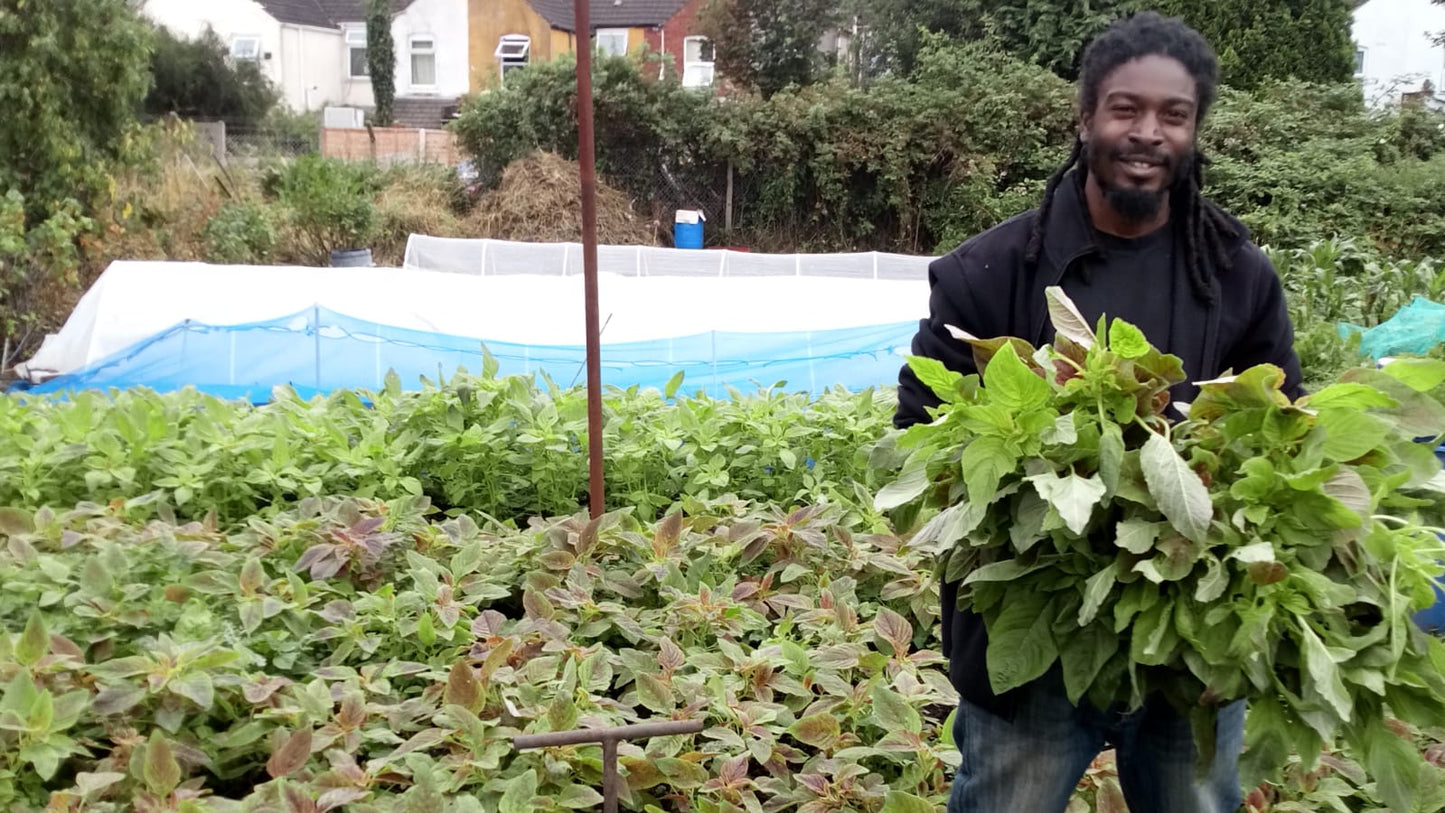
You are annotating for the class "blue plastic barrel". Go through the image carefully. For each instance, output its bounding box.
[674,210,704,250]
[1412,445,1445,632]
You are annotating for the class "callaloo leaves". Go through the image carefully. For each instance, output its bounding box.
[877,286,1445,810]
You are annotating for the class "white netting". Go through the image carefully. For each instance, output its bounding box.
[402,235,938,281]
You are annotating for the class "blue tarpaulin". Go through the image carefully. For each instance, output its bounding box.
[15,307,918,403]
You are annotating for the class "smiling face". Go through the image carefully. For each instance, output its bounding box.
[1081,54,1200,229]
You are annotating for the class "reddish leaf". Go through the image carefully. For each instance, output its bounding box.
[873,608,913,657]
[444,660,482,711]
[653,511,683,558]
[658,638,685,676]
[266,728,314,779]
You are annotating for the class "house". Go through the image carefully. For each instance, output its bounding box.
[141,0,469,127]
[1352,0,1445,109]
[467,0,715,91]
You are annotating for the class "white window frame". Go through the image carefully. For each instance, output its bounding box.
[496,34,531,85]
[345,26,369,80]
[230,35,262,61]
[410,34,437,89]
[682,36,715,88]
[595,28,629,57]
[1354,47,1365,77]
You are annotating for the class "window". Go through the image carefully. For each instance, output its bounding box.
[230,35,261,61]
[683,36,715,88]
[596,28,628,57]
[410,35,436,87]
[1355,47,1365,76]
[495,34,530,84]
[346,27,368,78]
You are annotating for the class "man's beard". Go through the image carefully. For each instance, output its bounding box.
[1084,142,1195,224]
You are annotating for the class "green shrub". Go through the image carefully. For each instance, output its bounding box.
[202,200,277,264]
[275,155,380,262]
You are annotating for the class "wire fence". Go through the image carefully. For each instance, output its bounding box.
[224,128,320,162]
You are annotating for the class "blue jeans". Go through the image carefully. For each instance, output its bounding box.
[946,669,1246,813]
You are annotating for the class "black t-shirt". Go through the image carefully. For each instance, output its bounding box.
[1062,224,1176,351]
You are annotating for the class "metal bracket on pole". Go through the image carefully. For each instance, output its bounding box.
[513,720,705,813]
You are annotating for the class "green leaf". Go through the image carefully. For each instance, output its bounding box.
[663,370,685,400]
[789,713,841,748]
[1317,408,1389,462]
[1383,357,1445,392]
[1140,434,1213,543]
[1298,622,1352,722]
[870,684,921,734]
[15,611,48,667]
[1114,519,1160,555]
[962,436,1017,505]
[1098,421,1124,495]
[1230,541,1275,564]
[1303,382,1398,411]
[634,673,674,713]
[906,355,967,403]
[558,784,606,809]
[1045,286,1095,349]
[1194,555,1229,603]
[1041,412,1078,445]
[656,757,709,789]
[169,671,214,710]
[143,730,182,796]
[986,594,1058,694]
[498,769,539,813]
[1059,622,1119,705]
[1361,718,1422,813]
[0,507,34,535]
[1026,471,1106,536]
[1078,561,1118,626]
[874,456,929,511]
[880,790,937,813]
[1108,320,1150,359]
[983,343,1051,412]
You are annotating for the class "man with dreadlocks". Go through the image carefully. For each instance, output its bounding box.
[894,11,1304,813]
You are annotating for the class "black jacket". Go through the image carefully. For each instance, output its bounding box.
[894,173,1304,717]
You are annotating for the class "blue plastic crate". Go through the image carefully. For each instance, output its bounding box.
[1411,445,1445,633]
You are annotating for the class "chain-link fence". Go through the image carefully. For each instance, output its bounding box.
[224,127,320,163]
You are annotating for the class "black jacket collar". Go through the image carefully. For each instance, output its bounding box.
[1030,170,1236,398]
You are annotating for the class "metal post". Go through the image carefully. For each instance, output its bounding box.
[513,720,703,811]
[602,739,618,813]
[725,160,734,234]
[574,0,605,519]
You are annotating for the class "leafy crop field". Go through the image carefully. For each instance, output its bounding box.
[0,373,894,525]
[4,367,1445,812]
[11,264,1445,811]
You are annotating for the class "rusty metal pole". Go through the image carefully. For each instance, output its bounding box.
[574,0,605,519]
[513,720,704,811]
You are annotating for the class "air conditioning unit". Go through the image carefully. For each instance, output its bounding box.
[323,106,365,129]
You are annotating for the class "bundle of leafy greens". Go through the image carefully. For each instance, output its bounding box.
[875,287,1445,811]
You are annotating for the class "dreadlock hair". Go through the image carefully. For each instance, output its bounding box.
[1023,11,1237,306]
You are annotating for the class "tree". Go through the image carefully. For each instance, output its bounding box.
[861,0,1356,87]
[0,0,153,218]
[145,25,279,126]
[1151,0,1357,89]
[0,0,152,368]
[856,0,1132,79]
[367,0,396,126]
[696,0,842,97]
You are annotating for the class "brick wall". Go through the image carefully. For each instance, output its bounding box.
[320,127,461,166]
[644,0,707,79]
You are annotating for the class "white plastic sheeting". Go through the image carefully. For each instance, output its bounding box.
[402,235,938,281]
[17,256,934,383]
